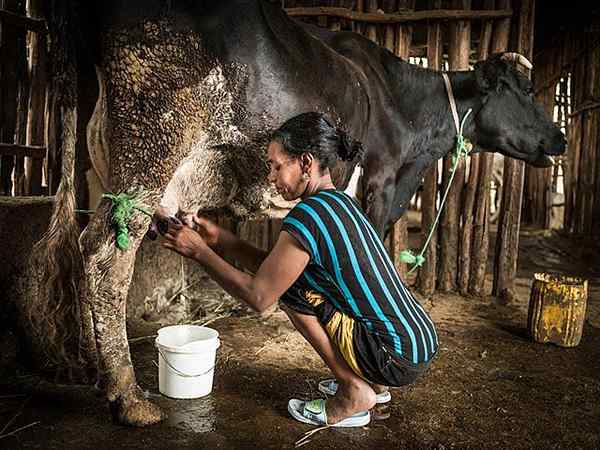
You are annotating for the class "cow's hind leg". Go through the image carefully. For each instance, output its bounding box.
[80,191,163,426]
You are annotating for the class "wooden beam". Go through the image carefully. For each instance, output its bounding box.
[0,143,46,158]
[285,7,512,24]
[0,8,47,33]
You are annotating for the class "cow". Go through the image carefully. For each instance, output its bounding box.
[28,0,565,426]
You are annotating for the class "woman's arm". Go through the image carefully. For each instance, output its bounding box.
[162,224,309,313]
[211,225,268,274]
[181,215,268,273]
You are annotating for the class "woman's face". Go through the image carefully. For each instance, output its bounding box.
[267,140,308,201]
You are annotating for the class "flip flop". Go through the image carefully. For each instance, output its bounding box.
[287,398,370,427]
[318,379,392,404]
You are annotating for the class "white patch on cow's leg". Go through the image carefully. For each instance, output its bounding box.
[87,66,111,193]
[79,193,163,426]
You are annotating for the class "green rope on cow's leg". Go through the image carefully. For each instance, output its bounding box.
[400,108,473,274]
[102,192,153,250]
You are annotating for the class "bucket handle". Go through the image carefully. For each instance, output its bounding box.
[156,347,216,378]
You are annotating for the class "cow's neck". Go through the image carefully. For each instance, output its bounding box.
[402,66,482,168]
[382,65,483,225]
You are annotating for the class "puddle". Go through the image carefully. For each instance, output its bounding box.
[163,395,216,433]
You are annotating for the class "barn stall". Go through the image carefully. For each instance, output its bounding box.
[0,1,599,448]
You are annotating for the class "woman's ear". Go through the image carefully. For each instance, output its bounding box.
[300,152,313,173]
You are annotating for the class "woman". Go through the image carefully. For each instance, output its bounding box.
[162,112,438,427]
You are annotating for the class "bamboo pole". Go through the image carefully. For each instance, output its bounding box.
[437,0,471,292]
[285,7,512,23]
[469,0,511,296]
[25,0,46,195]
[458,0,494,295]
[417,0,443,295]
[493,0,535,303]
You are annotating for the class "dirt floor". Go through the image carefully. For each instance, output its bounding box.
[1,229,599,450]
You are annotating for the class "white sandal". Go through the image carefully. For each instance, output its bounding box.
[287,398,370,427]
[318,378,392,404]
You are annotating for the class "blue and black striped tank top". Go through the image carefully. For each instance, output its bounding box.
[280,189,438,365]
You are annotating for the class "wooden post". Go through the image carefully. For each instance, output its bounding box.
[381,0,396,51]
[458,0,494,295]
[437,0,471,292]
[469,0,509,297]
[493,0,535,302]
[353,0,365,34]
[12,0,29,195]
[0,0,25,196]
[25,0,47,195]
[365,0,378,43]
[388,0,414,280]
[522,46,555,229]
[417,0,442,295]
[579,33,600,236]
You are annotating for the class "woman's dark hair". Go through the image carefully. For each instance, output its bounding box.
[271,112,364,172]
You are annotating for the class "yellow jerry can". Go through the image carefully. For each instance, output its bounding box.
[527,273,588,347]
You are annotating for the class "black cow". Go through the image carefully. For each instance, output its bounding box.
[33,0,565,426]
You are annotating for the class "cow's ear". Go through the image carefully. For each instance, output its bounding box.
[474,60,498,93]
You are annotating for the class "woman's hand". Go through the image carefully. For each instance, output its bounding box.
[162,223,208,260]
[190,215,221,249]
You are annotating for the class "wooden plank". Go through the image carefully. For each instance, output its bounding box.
[25,0,47,195]
[437,0,471,292]
[0,7,46,33]
[0,143,45,158]
[285,7,512,23]
[466,0,495,297]
[493,0,535,303]
[417,0,443,296]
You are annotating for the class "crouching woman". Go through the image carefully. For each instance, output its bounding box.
[162,112,438,427]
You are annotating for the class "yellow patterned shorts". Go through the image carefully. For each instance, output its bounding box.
[280,290,428,387]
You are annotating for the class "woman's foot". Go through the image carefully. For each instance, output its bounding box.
[319,378,391,403]
[325,378,376,424]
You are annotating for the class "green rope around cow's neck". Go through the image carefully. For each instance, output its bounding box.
[101,193,153,250]
[399,108,473,274]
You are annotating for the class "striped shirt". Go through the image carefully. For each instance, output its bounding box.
[280,189,438,365]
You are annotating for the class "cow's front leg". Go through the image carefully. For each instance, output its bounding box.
[79,192,163,426]
[361,166,396,239]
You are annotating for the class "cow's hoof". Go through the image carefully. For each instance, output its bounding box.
[110,395,165,427]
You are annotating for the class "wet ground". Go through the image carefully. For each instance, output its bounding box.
[1,230,599,449]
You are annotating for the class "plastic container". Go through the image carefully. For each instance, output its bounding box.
[155,325,220,399]
[527,273,588,347]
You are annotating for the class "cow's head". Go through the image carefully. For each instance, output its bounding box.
[473,53,566,167]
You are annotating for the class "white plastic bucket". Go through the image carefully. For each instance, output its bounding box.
[155,325,220,399]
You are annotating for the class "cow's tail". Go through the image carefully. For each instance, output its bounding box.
[24,0,86,373]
